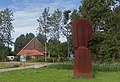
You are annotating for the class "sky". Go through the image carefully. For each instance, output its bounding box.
[0,0,81,43]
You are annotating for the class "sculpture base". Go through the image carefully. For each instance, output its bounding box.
[74,46,92,78]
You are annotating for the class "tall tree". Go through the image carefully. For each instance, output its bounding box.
[0,8,14,61]
[49,9,62,40]
[0,8,14,47]
[79,0,119,62]
[49,9,62,60]
[37,7,50,61]
[63,10,72,58]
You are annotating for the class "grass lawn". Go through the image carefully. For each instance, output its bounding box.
[0,67,120,82]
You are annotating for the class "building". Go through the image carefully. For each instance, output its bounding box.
[16,37,45,61]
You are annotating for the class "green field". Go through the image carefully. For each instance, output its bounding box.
[0,67,120,82]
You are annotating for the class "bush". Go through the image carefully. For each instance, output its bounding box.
[93,62,120,72]
[59,57,69,62]
[37,57,45,62]
[48,62,73,70]
[48,62,120,72]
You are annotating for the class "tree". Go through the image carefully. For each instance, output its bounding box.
[37,7,50,61]
[47,38,60,57]
[79,0,119,62]
[71,9,81,21]
[0,8,14,61]
[0,8,14,47]
[49,9,62,40]
[26,33,35,43]
[14,34,26,54]
[62,10,72,58]
[49,9,63,60]
[14,33,35,54]
[36,33,46,45]
[59,42,68,57]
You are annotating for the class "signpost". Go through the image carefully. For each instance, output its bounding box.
[20,55,27,67]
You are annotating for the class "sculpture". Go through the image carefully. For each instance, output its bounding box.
[72,19,92,78]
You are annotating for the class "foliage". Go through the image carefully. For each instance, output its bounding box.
[79,0,120,62]
[0,46,9,62]
[49,9,62,40]
[71,9,81,21]
[36,33,46,46]
[37,7,50,41]
[37,7,50,61]
[0,8,14,47]
[0,8,14,61]
[47,38,60,57]
[47,38,68,57]
[63,10,72,58]
[14,33,35,54]
[36,8,74,59]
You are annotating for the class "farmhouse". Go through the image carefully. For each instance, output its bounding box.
[16,37,45,60]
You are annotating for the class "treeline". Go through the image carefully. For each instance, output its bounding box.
[35,0,120,62]
[0,0,120,62]
[0,8,14,61]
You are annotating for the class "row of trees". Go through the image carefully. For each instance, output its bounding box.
[1,0,119,62]
[0,8,14,61]
[36,0,120,62]
[36,8,73,60]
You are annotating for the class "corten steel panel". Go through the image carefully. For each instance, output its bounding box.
[74,46,92,78]
[72,19,92,48]
[72,19,92,78]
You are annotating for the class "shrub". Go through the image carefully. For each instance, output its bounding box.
[48,62,120,72]
[93,62,120,72]
[48,62,73,70]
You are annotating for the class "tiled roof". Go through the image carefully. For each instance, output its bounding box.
[17,50,44,56]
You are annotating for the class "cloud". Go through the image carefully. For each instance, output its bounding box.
[8,0,80,42]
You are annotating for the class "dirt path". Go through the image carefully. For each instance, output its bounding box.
[0,62,52,72]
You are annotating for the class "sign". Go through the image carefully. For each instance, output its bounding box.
[20,55,27,62]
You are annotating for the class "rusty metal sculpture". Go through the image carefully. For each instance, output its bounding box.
[72,19,92,78]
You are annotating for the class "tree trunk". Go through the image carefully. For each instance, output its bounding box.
[67,39,70,59]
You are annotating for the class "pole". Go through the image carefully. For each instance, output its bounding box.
[45,42,47,62]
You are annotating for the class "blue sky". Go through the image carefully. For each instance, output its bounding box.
[0,0,81,43]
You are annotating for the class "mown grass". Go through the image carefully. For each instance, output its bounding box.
[0,67,120,82]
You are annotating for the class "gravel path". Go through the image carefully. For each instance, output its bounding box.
[0,63,52,72]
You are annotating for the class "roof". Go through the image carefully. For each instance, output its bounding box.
[16,37,45,56]
[17,50,44,56]
[22,37,45,52]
